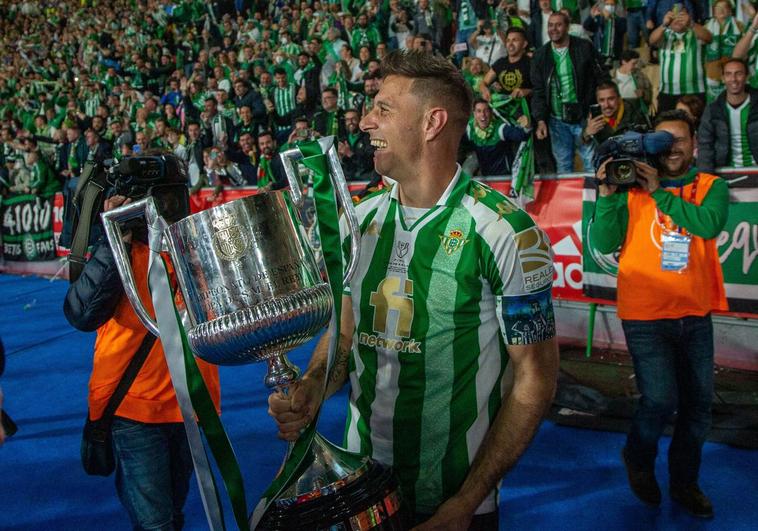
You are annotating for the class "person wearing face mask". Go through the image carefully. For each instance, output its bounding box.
[583,0,628,67]
[591,109,728,519]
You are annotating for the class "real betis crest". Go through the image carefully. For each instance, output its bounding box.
[440,229,469,256]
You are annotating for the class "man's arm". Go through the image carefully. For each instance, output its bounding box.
[649,11,674,47]
[479,69,497,101]
[414,338,559,530]
[268,295,354,440]
[733,15,758,59]
[651,178,730,239]
[696,105,717,172]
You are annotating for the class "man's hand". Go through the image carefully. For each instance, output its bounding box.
[411,496,474,531]
[752,13,758,31]
[585,114,606,136]
[337,140,353,158]
[104,195,133,242]
[596,159,618,197]
[516,114,530,129]
[268,376,323,440]
[634,161,660,193]
[536,120,548,140]
[662,10,675,27]
[646,19,655,30]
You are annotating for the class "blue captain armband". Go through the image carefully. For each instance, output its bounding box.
[497,287,556,346]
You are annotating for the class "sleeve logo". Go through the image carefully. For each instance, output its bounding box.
[514,226,554,291]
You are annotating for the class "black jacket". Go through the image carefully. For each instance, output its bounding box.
[530,36,607,124]
[64,242,126,332]
[697,90,758,172]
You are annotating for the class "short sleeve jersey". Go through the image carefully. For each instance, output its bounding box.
[340,169,556,515]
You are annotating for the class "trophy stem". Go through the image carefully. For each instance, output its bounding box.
[265,353,301,391]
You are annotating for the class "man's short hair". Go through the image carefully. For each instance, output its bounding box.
[322,87,338,97]
[596,81,620,96]
[344,108,360,117]
[473,97,490,108]
[722,57,748,74]
[257,129,274,139]
[505,26,528,39]
[654,109,695,137]
[273,68,287,76]
[204,95,218,104]
[549,10,571,26]
[620,49,640,63]
[379,50,473,131]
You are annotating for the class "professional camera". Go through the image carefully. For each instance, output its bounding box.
[592,131,674,190]
[105,154,190,224]
[68,152,190,281]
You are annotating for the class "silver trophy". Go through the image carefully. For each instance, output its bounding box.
[101,137,407,530]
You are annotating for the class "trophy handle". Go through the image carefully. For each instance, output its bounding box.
[101,196,162,336]
[280,136,361,286]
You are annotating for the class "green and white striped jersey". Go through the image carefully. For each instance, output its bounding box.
[726,96,756,167]
[340,169,556,515]
[659,28,706,96]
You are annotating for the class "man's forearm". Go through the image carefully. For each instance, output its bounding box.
[303,327,352,399]
[451,339,559,513]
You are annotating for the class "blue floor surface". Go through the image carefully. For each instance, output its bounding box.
[0,274,756,530]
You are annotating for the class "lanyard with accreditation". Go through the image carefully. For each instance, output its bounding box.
[656,174,699,272]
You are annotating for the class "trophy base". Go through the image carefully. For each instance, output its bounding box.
[258,434,409,531]
[187,284,332,366]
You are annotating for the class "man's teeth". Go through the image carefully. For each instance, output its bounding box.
[371,139,388,149]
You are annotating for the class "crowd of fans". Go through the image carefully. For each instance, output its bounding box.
[1,0,757,231]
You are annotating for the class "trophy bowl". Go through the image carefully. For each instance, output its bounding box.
[164,191,333,367]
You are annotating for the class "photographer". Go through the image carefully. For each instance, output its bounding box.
[590,110,728,519]
[582,82,649,146]
[63,154,221,530]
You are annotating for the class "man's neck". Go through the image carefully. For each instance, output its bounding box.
[508,51,524,63]
[395,149,458,208]
[552,37,569,49]
[726,91,749,107]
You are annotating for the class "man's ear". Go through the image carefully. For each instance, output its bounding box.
[423,107,449,142]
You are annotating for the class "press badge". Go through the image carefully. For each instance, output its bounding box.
[661,232,691,271]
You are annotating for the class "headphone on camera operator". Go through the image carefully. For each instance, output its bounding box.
[67,151,190,282]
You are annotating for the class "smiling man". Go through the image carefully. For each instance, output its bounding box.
[591,109,729,519]
[268,50,559,530]
[697,58,758,172]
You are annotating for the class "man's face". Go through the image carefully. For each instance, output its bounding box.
[239,133,255,153]
[655,120,695,177]
[357,14,368,27]
[110,122,122,136]
[506,32,527,58]
[92,116,104,131]
[474,102,493,128]
[548,14,569,43]
[204,99,217,115]
[344,111,360,134]
[597,88,620,117]
[360,75,425,180]
[136,132,148,148]
[86,130,97,147]
[260,72,272,86]
[67,128,79,142]
[321,91,338,111]
[155,121,166,136]
[258,134,275,156]
[239,106,252,122]
[723,61,747,96]
[298,54,309,68]
[188,123,200,140]
[275,73,287,87]
[234,81,246,97]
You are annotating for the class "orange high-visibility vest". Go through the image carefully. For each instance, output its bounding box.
[617,172,728,321]
[88,241,220,423]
